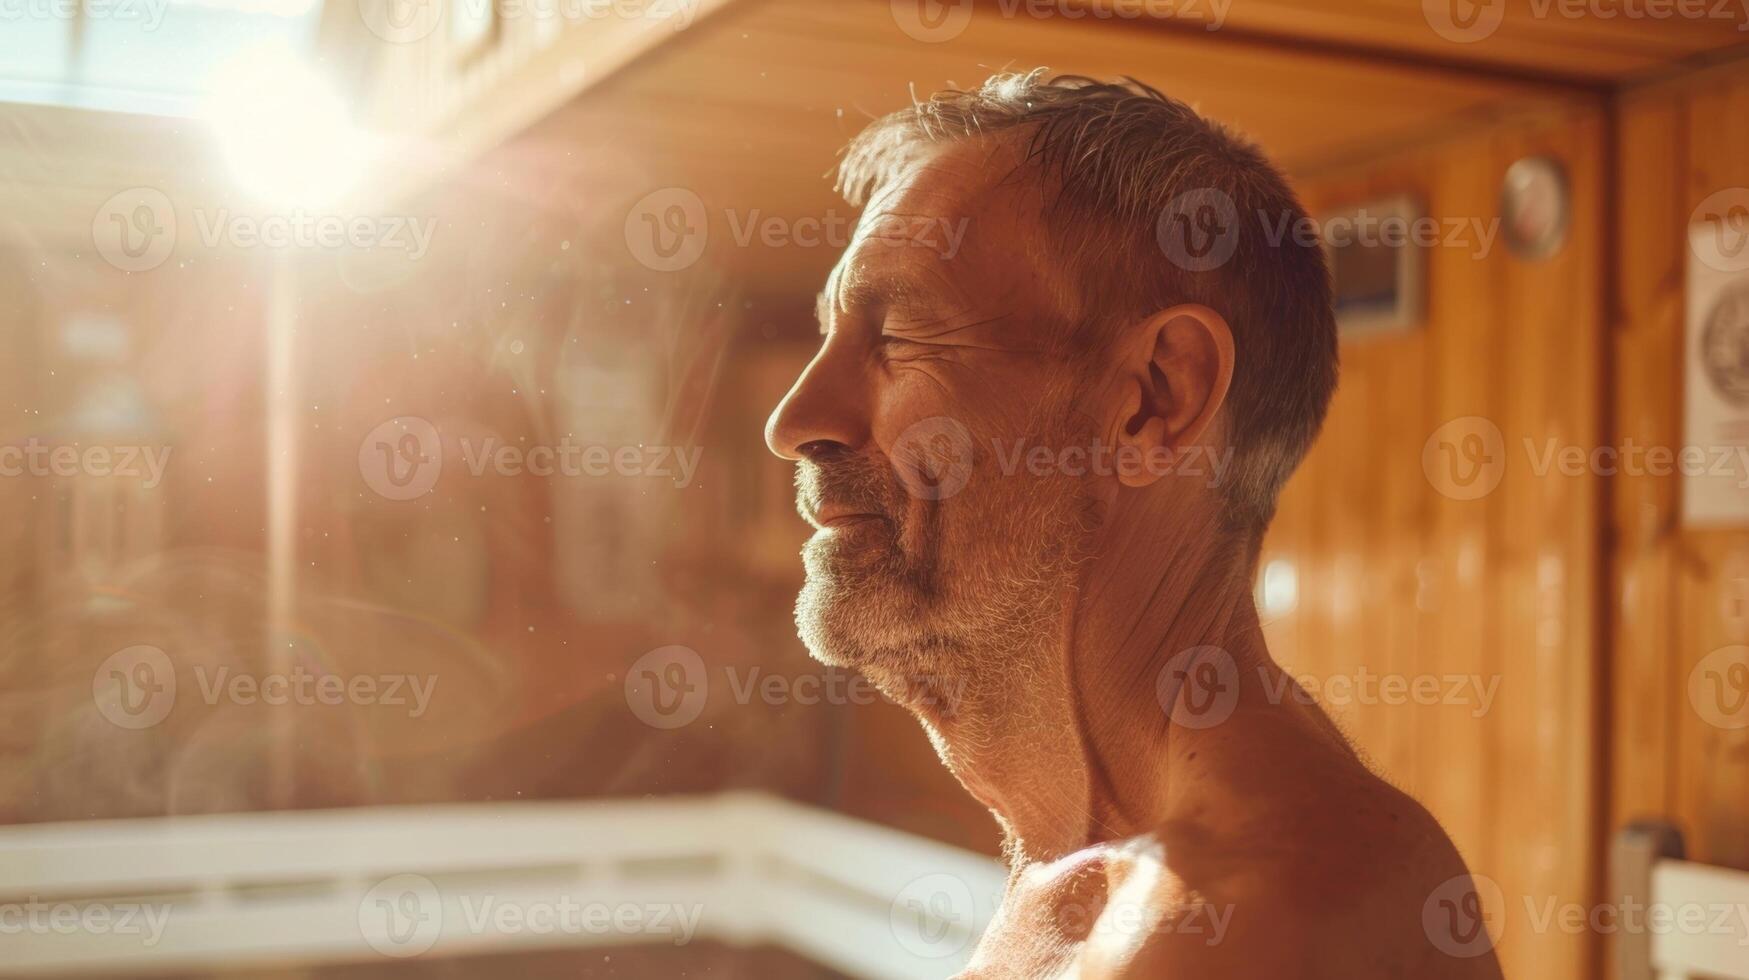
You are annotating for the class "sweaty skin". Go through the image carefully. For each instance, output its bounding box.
[766,136,1504,979]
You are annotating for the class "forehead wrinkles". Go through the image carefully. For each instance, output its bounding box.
[826,148,1075,333]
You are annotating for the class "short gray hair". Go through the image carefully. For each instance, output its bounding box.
[837,70,1338,539]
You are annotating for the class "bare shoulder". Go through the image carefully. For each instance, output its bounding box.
[1077,771,1505,980]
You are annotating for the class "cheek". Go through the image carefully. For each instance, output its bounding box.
[871,365,1068,508]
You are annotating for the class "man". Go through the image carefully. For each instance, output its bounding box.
[764,72,1503,979]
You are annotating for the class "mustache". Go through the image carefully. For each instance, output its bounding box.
[795,446,908,524]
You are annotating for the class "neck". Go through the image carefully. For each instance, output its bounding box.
[917,494,1274,866]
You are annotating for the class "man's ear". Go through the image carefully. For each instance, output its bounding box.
[1111,304,1235,489]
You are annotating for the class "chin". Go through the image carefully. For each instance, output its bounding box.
[794,529,954,684]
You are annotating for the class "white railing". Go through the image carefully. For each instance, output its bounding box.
[1612,821,1749,980]
[0,793,1007,978]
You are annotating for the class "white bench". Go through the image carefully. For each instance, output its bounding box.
[0,793,1007,978]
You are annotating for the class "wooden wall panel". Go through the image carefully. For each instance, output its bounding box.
[1264,103,1607,979]
[1612,58,1749,894]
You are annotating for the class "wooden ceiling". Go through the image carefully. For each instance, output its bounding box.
[6,0,1744,296]
[504,0,1747,294]
[1074,0,1749,81]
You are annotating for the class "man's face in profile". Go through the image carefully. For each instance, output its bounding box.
[766,140,1103,699]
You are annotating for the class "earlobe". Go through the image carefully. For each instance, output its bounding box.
[1113,304,1235,488]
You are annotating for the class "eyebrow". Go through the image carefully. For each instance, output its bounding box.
[814,272,938,334]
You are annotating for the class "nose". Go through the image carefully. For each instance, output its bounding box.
[764,342,868,461]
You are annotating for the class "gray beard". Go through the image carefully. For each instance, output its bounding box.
[793,465,1097,717]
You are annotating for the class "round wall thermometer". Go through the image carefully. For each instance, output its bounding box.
[1500,156,1570,261]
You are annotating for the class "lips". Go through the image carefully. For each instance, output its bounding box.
[807,502,887,530]
[823,514,882,529]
